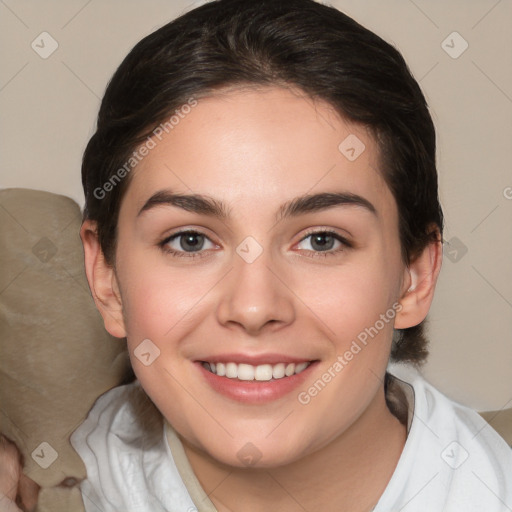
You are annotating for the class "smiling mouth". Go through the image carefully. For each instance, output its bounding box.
[200,361,313,381]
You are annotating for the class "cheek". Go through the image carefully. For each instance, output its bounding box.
[117,252,218,344]
[292,265,399,438]
[293,258,400,342]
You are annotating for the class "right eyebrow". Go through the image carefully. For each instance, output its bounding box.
[137,190,230,219]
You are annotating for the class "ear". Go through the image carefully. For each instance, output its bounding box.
[394,228,443,329]
[80,220,127,338]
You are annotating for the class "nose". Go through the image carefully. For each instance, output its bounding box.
[216,249,296,336]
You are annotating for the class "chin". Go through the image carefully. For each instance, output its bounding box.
[196,433,312,470]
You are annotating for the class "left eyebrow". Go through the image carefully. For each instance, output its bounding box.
[276,192,377,222]
[136,189,377,221]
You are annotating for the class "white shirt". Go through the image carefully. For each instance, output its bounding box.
[70,365,512,512]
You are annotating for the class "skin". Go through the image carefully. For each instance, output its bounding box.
[0,435,39,512]
[81,86,442,511]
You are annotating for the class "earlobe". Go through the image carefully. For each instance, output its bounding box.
[80,220,127,338]
[395,231,443,330]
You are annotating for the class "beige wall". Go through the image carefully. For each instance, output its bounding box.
[1,0,511,411]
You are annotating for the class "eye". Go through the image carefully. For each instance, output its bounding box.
[296,230,351,256]
[160,230,217,257]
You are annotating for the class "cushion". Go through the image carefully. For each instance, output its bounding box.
[0,188,131,512]
[480,409,512,448]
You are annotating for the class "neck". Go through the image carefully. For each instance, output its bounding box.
[181,383,407,512]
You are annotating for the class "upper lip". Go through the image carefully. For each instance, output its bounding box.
[196,353,317,366]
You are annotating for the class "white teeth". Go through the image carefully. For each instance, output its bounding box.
[203,360,311,380]
[272,363,285,379]
[254,364,273,381]
[295,362,308,373]
[226,362,238,378]
[285,363,295,377]
[216,362,226,376]
[237,363,255,381]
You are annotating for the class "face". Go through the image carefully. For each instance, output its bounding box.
[112,86,409,467]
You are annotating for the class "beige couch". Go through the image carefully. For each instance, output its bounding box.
[0,188,510,511]
[0,188,131,512]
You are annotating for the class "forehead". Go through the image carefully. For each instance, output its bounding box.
[120,86,396,224]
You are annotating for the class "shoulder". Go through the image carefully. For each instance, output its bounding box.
[69,382,146,510]
[70,380,152,455]
[70,381,196,512]
[379,364,512,511]
[71,381,139,435]
[390,364,511,455]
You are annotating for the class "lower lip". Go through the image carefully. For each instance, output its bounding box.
[196,361,318,404]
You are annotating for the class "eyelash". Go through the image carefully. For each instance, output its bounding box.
[159,230,213,259]
[298,228,352,258]
[158,229,352,260]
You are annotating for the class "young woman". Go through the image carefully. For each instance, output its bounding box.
[4,0,512,510]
